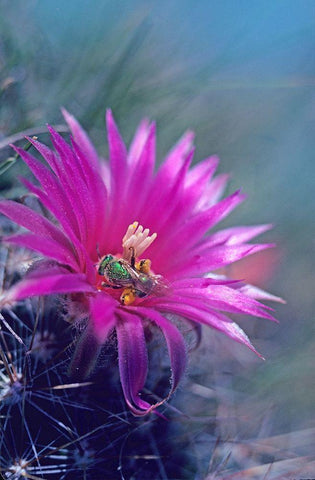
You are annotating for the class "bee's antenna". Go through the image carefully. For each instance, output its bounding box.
[96,243,101,260]
[129,246,136,268]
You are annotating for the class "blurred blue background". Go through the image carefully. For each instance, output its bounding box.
[1,0,314,477]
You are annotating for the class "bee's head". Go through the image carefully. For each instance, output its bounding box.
[98,254,113,275]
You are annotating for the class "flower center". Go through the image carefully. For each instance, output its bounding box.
[97,222,163,305]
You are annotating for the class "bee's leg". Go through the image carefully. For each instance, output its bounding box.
[134,289,147,298]
[101,282,121,289]
[135,259,151,274]
[120,287,136,305]
[129,246,136,268]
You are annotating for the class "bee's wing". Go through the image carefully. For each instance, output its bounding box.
[150,275,171,297]
[130,269,154,295]
[112,265,152,293]
[115,277,134,287]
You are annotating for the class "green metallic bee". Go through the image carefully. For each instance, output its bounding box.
[97,250,167,305]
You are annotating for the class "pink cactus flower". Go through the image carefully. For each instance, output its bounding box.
[0,110,283,415]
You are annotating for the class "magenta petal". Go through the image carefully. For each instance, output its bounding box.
[70,140,108,252]
[45,126,105,256]
[69,325,103,379]
[157,130,194,181]
[106,122,156,248]
[19,177,77,240]
[204,309,263,357]
[47,127,90,245]
[116,312,151,416]
[148,302,263,357]
[151,150,195,232]
[186,155,219,187]
[191,189,246,233]
[21,138,88,244]
[20,180,94,282]
[142,150,194,240]
[104,110,129,250]
[14,147,82,240]
[163,286,277,321]
[180,156,220,214]
[25,136,63,177]
[19,177,87,267]
[157,190,246,266]
[142,132,195,231]
[17,138,102,269]
[0,199,70,246]
[24,262,72,277]
[127,118,150,166]
[239,284,286,303]
[171,277,240,288]
[5,271,93,303]
[197,224,273,249]
[213,315,264,358]
[62,108,100,171]
[106,109,127,190]
[199,243,275,271]
[124,122,156,217]
[198,173,230,208]
[4,233,78,270]
[169,243,273,278]
[48,126,104,247]
[133,307,187,393]
[89,294,117,343]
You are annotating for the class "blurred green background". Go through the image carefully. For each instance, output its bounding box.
[1,0,314,477]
